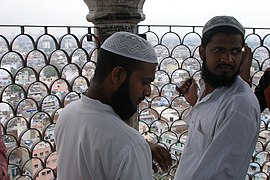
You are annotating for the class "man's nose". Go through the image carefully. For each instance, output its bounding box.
[144,84,151,97]
[220,53,233,63]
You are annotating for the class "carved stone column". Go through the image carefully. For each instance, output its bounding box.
[83,0,146,44]
[83,0,146,129]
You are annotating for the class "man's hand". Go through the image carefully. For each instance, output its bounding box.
[240,44,253,85]
[176,78,198,106]
[147,141,172,173]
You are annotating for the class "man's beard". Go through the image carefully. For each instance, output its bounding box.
[110,79,137,122]
[201,58,240,88]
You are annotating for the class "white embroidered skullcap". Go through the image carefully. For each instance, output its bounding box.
[101,31,157,64]
[202,16,245,36]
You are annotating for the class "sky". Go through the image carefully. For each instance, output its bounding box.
[0,0,270,28]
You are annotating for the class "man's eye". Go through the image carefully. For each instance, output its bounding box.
[212,48,221,52]
[232,49,242,54]
[142,81,149,85]
[142,80,151,85]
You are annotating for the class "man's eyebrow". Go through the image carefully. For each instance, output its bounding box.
[144,77,155,82]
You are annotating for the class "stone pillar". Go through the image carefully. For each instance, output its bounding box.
[83,0,146,44]
[83,0,146,129]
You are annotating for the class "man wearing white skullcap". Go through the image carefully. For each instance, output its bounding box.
[55,32,169,180]
[174,16,260,179]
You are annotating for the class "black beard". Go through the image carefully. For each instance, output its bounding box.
[201,59,239,88]
[110,79,137,122]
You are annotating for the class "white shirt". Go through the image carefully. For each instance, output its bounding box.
[55,94,152,180]
[175,76,260,180]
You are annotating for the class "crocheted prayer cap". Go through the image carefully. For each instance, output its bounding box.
[101,31,157,64]
[202,16,245,36]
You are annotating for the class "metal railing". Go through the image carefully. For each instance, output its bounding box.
[0,24,269,179]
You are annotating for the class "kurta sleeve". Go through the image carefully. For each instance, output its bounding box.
[114,143,152,180]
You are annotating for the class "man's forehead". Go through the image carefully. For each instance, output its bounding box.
[209,33,243,47]
[133,63,156,76]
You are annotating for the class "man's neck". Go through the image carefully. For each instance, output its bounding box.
[85,81,111,105]
[201,82,215,99]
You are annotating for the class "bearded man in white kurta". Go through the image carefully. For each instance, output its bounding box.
[175,16,260,180]
[55,32,158,180]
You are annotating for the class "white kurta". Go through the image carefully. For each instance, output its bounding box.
[55,94,152,180]
[175,76,260,180]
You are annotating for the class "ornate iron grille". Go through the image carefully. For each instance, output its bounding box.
[0,24,269,179]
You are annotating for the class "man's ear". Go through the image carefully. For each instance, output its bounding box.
[111,66,127,85]
[199,45,205,61]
